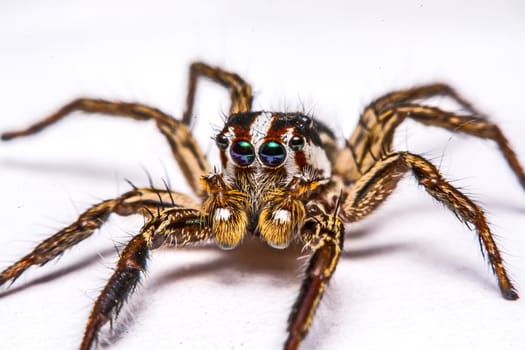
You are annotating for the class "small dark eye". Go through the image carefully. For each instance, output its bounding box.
[295,116,310,129]
[216,134,229,150]
[230,140,255,166]
[259,141,286,166]
[289,136,305,151]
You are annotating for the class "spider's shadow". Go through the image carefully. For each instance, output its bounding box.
[342,205,500,284]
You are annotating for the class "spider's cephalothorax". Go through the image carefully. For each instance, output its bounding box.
[205,111,335,249]
[1,62,524,350]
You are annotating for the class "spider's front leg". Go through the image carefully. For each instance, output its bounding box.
[285,211,344,350]
[0,187,198,287]
[80,207,211,350]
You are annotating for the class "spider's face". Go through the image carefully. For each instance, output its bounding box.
[209,111,336,249]
[215,111,333,182]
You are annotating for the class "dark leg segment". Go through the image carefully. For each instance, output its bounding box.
[0,188,198,287]
[80,208,211,350]
[82,233,149,350]
[342,151,518,300]
[182,62,253,124]
[285,213,344,350]
[1,99,210,196]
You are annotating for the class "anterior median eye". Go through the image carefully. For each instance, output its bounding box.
[259,141,286,166]
[230,140,255,166]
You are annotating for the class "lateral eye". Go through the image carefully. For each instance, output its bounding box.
[259,141,286,166]
[230,140,255,166]
[289,136,305,151]
[215,134,229,150]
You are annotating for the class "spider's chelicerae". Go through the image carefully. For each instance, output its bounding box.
[1,62,524,350]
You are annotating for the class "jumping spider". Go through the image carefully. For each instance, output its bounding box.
[1,62,524,350]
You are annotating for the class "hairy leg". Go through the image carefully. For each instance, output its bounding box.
[182,62,253,124]
[0,188,199,287]
[335,87,524,189]
[80,207,211,350]
[369,83,479,114]
[1,99,210,196]
[342,151,518,300]
[285,212,344,350]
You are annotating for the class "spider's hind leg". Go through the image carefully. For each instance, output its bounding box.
[182,62,253,124]
[336,84,525,189]
[0,188,199,287]
[397,104,525,188]
[369,82,480,113]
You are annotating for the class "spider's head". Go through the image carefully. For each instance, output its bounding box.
[207,111,337,249]
[214,111,334,182]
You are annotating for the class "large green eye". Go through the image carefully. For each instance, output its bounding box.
[259,141,286,166]
[289,136,304,151]
[230,140,255,166]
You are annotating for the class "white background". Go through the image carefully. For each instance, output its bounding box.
[1,1,524,349]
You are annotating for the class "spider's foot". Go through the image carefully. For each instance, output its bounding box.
[1,130,27,141]
[501,287,519,301]
[0,262,29,288]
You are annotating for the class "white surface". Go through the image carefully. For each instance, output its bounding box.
[1,1,524,350]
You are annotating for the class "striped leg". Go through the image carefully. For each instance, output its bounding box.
[1,99,210,197]
[0,188,199,287]
[369,83,479,113]
[182,61,253,124]
[335,85,524,190]
[80,207,211,350]
[285,213,344,350]
[342,151,518,300]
